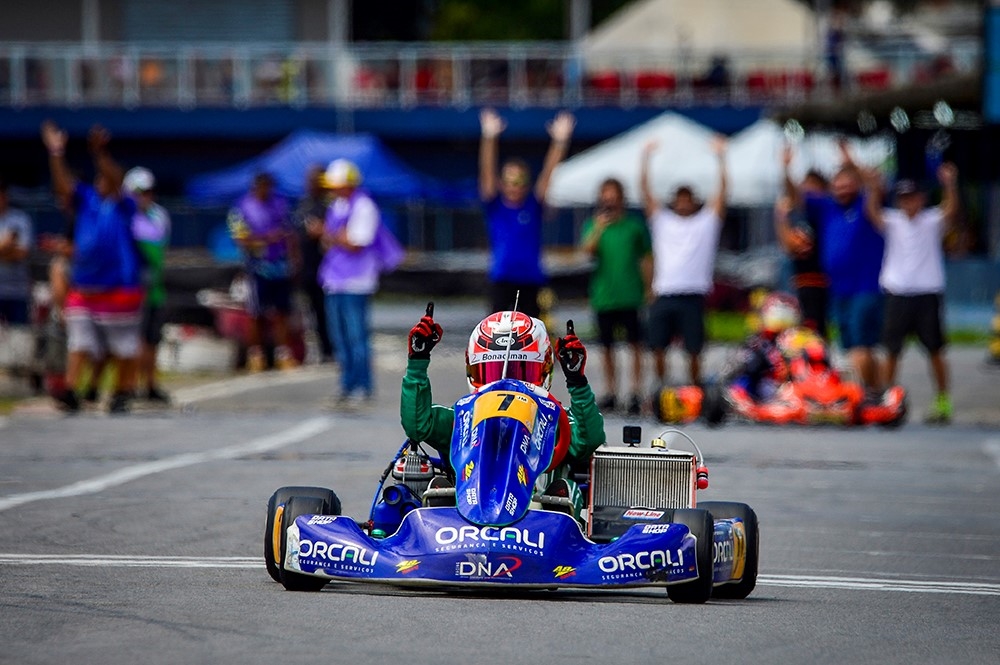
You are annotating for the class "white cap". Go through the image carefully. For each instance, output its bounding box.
[321,159,362,189]
[124,167,155,193]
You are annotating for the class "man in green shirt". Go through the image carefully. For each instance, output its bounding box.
[124,167,171,403]
[580,178,652,416]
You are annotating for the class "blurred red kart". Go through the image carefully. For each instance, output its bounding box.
[655,329,907,428]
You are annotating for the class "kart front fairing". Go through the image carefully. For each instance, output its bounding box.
[285,507,700,588]
[450,379,562,527]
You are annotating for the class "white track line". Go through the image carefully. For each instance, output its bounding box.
[758,574,1000,596]
[0,416,334,513]
[172,367,334,406]
[984,438,1000,471]
[0,554,996,596]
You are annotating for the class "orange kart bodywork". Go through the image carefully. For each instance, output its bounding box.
[656,372,907,427]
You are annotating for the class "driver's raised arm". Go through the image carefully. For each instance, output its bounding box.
[556,323,606,460]
[401,308,454,460]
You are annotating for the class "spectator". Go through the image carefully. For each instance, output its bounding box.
[227,172,299,372]
[863,164,959,423]
[698,55,731,90]
[479,108,575,317]
[825,10,847,91]
[310,159,402,403]
[774,155,831,338]
[41,121,143,414]
[124,167,171,403]
[641,136,728,386]
[579,177,652,415]
[785,141,884,390]
[294,165,334,362]
[0,178,33,326]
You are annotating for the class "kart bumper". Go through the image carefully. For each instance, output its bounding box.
[284,507,701,588]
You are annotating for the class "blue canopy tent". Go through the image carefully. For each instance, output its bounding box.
[187,129,477,259]
[186,129,468,205]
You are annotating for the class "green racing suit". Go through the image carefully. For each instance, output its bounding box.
[400,357,606,469]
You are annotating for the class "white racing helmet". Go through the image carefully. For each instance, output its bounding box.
[466,311,553,391]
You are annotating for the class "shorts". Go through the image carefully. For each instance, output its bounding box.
[647,294,706,355]
[489,282,541,319]
[796,285,829,340]
[595,308,642,347]
[831,292,883,350]
[64,288,143,360]
[249,274,293,317]
[140,305,166,346]
[0,298,30,325]
[881,293,945,355]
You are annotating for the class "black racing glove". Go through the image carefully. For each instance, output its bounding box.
[408,302,443,360]
[556,320,588,387]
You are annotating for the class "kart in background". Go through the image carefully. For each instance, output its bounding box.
[264,378,759,603]
[655,335,907,428]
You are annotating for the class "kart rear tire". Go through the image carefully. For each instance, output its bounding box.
[278,496,331,592]
[700,501,759,600]
[264,486,340,583]
[702,383,728,427]
[666,508,714,604]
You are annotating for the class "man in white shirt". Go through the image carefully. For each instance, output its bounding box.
[640,136,727,386]
[864,163,959,423]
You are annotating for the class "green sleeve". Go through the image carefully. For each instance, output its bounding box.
[565,382,606,461]
[400,358,456,463]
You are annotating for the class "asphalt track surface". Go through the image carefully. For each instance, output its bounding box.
[1,337,998,665]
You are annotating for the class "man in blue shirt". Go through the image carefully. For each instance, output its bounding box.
[784,141,884,389]
[478,108,575,317]
[41,121,143,414]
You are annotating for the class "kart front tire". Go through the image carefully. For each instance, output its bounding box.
[279,496,331,592]
[666,508,714,604]
[264,486,340,583]
[700,501,759,600]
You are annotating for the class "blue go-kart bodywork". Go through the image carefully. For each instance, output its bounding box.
[266,379,758,602]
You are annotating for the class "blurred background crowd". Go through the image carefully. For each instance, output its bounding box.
[1,0,999,414]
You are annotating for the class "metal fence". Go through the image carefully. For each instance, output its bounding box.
[0,38,981,109]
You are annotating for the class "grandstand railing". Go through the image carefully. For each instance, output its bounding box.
[0,39,979,109]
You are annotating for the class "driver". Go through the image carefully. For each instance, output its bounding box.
[730,293,803,402]
[401,307,605,518]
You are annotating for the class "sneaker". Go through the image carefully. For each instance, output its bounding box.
[626,394,642,416]
[54,389,80,413]
[108,391,131,415]
[275,346,299,371]
[598,394,617,412]
[924,393,952,425]
[144,386,171,404]
[82,386,100,403]
[246,347,266,373]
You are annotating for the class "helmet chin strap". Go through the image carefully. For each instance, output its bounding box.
[500,290,521,381]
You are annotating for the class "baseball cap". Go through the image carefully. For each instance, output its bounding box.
[894,179,920,196]
[123,167,155,193]
[322,159,362,189]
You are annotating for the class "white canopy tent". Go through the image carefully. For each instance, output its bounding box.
[547,115,895,209]
[583,0,818,71]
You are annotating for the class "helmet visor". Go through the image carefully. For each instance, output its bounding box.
[469,361,545,388]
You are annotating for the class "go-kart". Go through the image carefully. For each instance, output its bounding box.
[265,381,759,603]
[655,333,906,428]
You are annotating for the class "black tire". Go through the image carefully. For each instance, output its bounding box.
[699,501,759,600]
[701,383,728,427]
[278,496,331,592]
[264,486,340,583]
[666,508,715,604]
